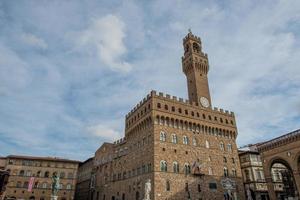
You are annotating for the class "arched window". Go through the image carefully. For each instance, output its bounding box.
[44,171,49,178]
[160,161,167,172]
[205,140,210,148]
[160,131,166,142]
[232,168,237,177]
[220,142,224,151]
[19,170,25,176]
[232,158,235,164]
[148,163,152,172]
[208,167,213,175]
[171,134,177,144]
[193,42,200,53]
[184,163,191,175]
[164,104,168,110]
[183,136,189,145]
[227,144,232,152]
[66,183,72,190]
[223,167,228,177]
[192,138,197,146]
[173,162,179,173]
[16,181,22,188]
[37,171,41,177]
[52,171,57,177]
[26,170,32,176]
[166,180,170,191]
[60,172,65,178]
[42,182,47,189]
[34,182,39,188]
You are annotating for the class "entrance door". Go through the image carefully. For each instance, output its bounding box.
[136,191,140,200]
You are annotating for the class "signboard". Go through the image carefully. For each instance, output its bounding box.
[28,177,35,192]
[221,178,236,190]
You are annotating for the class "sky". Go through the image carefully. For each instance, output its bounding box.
[0,0,300,161]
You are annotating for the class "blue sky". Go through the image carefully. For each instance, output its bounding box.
[0,0,300,161]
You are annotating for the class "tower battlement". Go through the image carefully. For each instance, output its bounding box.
[150,90,234,117]
[125,90,234,119]
[183,31,201,43]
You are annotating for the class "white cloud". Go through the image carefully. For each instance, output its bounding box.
[79,14,132,72]
[86,124,122,142]
[21,33,48,49]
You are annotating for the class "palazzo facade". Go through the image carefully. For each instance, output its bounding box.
[93,32,245,200]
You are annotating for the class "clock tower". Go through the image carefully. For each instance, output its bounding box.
[182,30,211,108]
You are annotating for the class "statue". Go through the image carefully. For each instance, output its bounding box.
[246,185,253,200]
[51,172,60,200]
[143,179,151,200]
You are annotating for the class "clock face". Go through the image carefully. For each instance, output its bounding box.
[200,97,210,108]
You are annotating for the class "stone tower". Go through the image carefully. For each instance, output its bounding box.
[182,30,211,108]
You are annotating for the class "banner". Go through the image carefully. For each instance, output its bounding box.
[28,177,35,192]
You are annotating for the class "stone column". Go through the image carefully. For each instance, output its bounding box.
[292,170,300,198]
[265,176,276,200]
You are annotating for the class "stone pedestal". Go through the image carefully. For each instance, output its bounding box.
[51,195,58,200]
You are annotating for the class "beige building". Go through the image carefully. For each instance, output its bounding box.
[2,155,79,200]
[93,32,245,200]
[239,145,269,200]
[75,157,94,200]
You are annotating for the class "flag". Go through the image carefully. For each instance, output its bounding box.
[28,177,35,192]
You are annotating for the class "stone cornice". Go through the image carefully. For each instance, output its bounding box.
[257,129,300,152]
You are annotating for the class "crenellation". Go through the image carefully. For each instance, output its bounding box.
[149,91,235,119]
[113,137,127,146]
[151,90,157,96]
